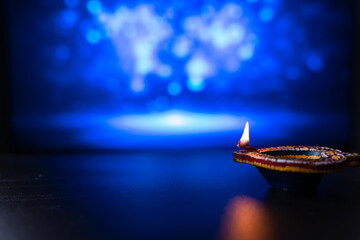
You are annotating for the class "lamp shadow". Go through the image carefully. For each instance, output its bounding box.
[264,186,318,204]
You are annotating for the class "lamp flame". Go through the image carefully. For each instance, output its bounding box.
[239,121,250,145]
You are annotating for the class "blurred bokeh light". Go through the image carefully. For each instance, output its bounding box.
[5,0,353,149]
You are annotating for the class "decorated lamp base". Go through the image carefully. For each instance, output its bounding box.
[256,167,323,191]
[233,146,359,191]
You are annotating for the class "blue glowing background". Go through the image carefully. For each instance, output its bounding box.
[6,0,353,149]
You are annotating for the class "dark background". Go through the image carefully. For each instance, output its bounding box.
[0,3,12,155]
[354,1,360,153]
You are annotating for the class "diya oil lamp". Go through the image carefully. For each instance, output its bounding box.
[233,122,360,191]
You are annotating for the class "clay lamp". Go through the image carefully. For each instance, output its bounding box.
[233,122,360,191]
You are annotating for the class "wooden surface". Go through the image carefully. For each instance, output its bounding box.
[0,150,359,240]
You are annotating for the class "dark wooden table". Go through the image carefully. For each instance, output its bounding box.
[0,149,359,240]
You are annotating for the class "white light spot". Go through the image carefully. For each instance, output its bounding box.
[165,114,188,127]
[228,24,245,44]
[186,56,210,78]
[238,44,254,60]
[108,110,246,135]
[187,77,205,91]
[172,36,192,58]
[158,65,172,77]
[130,77,145,92]
[222,3,242,19]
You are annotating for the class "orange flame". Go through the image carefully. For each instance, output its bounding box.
[239,121,250,145]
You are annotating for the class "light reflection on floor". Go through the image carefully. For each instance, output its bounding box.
[217,196,273,240]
